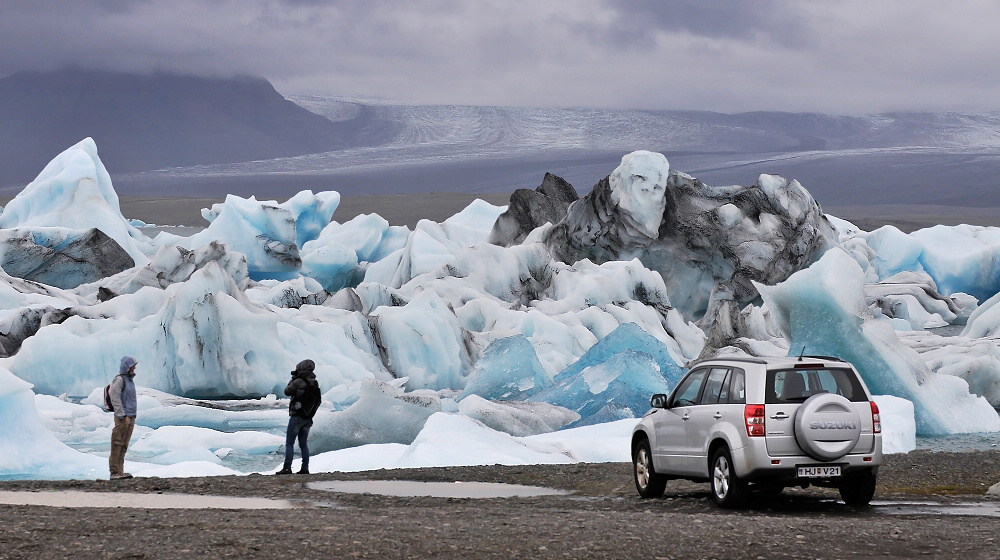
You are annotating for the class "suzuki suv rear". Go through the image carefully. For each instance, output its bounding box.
[631,356,882,507]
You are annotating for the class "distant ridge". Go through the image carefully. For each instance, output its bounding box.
[0,69,395,188]
[4,70,1000,207]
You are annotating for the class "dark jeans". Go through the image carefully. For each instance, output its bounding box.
[283,415,312,470]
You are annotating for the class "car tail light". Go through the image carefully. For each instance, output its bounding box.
[745,404,765,437]
[870,401,881,434]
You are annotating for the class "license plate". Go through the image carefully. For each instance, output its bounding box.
[797,465,841,478]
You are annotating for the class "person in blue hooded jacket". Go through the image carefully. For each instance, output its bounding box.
[109,355,138,480]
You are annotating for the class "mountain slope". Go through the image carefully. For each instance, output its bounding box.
[0,69,395,187]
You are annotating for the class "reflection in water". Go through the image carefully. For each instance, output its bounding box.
[871,500,1000,517]
[0,490,299,509]
[310,480,570,499]
[916,432,1000,452]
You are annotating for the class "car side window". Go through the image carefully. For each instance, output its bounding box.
[670,369,708,407]
[699,367,731,405]
[726,369,746,404]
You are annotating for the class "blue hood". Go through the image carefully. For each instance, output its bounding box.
[119,355,138,375]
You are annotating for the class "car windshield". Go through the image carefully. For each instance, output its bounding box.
[765,368,867,403]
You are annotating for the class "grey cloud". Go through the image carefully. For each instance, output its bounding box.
[2,0,1000,114]
[599,0,811,48]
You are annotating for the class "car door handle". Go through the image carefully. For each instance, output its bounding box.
[770,412,789,419]
[681,413,690,420]
[714,412,723,419]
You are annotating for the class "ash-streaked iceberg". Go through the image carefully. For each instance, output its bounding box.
[540,152,837,325]
[0,227,136,289]
[159,190,339,280]
[0,138,153,266]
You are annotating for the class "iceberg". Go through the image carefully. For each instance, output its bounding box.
[898,330,1000,407]
[0,138,152,265]
[522,321,688,427]
[0,227,135,289]
[864,271,965,329]
[308,378,442,452]
[757,248,1000,434]
[873,395,917,454]
[529,349,673,428]
[861,224,1000,302]
[0,368,106,479]
[129,425,284,459]
[963,291,1000,338]
[460,334,552,401]
[540,152,836,324]
[457,395,579,436]
[394,413,574,468]
[1,139,998,480]
[5,260,389,397]
[368,289,472,390]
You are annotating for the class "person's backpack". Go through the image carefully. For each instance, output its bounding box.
[103,375,121,412]
[299,384,322,419]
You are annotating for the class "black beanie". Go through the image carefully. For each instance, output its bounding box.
[294,359,315,375]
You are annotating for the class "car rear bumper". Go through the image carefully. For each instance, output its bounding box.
[731,436,883,482]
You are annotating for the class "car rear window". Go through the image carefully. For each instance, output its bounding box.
[765,368,867,403]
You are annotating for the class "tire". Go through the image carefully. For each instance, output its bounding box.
[793,393,862,461]
[710,447,748,508]
[839,472,877,506]
[633,438,667,498]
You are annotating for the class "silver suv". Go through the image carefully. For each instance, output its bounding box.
[631,355,882,507]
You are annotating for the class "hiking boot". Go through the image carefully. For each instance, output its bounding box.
[275,468,293,475]
[297,468,310,475]
[121,473,133,479]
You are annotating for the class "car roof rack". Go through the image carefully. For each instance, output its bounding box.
[802,355,846,362]
[687,356,768,368]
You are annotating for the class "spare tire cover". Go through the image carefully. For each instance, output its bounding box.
[793,393,862,461]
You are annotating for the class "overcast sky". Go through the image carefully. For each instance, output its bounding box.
[3,0,999,114]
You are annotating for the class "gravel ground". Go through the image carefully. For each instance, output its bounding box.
[2,450,1000,559]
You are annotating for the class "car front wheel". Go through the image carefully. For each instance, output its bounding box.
[710,447,748,508]
[633,438,667,498]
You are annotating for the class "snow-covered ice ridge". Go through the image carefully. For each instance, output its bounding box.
[2,138,998,479]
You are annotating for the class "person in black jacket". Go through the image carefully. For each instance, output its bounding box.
[276,359,321,475]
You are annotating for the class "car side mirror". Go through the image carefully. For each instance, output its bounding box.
[650,394,667,408]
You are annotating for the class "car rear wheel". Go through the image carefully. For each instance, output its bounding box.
[839,471,877,506]
[711,447,748,508]
[633,439,667,498]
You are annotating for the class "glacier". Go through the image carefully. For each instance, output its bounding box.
[2,139,999,479]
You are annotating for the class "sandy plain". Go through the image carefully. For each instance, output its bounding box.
[2,191,995,232]
[105,194,1000,232]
